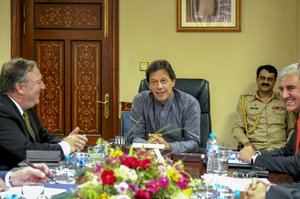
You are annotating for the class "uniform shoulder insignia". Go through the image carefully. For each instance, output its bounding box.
[240,94,253,98]
[240,93,256,100]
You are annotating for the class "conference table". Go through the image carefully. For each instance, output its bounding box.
[59,150,295,198]
[172,153,295,199]
[172,153,295,184]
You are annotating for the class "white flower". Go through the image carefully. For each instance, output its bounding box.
[92,175,101,184]
[127,170,137,181]
[118,165,137,181]
[119,165,131,173]
[158,164,166,176]
[114,182,129,193]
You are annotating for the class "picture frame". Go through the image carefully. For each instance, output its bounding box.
[177,0,241,32]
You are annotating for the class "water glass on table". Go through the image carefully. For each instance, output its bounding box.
[115,135,126,146]
[87,145,106,163]
[51,167,77,184]
[218,148,232,176]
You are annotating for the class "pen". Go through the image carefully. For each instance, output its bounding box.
[24,161,54,181]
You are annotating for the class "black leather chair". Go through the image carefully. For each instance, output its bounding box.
[138,78,212,153]
[121,111,131,136]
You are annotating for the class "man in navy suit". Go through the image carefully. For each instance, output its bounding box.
[0,164,51,191]
[242,62,300,199]
[245,178,300,199]
[0,58,88,169]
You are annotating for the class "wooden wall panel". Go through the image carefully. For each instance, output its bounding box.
[34,3,101,29]
[35,41,65,134]
[72,41,101,135]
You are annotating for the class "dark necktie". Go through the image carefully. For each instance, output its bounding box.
[23,110,36,141]
[295,117,300,155]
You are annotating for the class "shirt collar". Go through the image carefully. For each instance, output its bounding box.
[7,95,24,115]
[254,91,279,101]
[154,91,174,109]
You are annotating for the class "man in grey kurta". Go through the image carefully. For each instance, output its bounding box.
[127,60,201,153]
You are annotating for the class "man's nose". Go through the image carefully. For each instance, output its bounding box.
[157,81,163,89]
[280,89,289,99]
[41,81,46,90]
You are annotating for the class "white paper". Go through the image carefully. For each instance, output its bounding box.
[0,187,66,198]
[154,148,165,162]
[202,174,270,191]
[132,143,165,149]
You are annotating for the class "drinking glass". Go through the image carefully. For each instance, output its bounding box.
[115,136,126,146]
[88,144,107,164]
[191,184,216,199]
[218,149,232,176]
[51,168,76,184]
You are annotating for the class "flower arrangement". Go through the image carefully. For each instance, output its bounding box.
[74,145,201,199]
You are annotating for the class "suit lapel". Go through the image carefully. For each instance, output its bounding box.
[1,94,37,141]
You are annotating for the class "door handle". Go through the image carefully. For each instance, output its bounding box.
[96,93,109,118]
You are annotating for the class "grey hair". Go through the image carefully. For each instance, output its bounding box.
[0,58,37,94]
[278,62,300,79]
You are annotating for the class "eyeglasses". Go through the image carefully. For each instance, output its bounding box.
[231,171,258,178]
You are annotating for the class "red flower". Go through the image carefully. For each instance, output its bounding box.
[135,189,151,199]
[181,172,190,184]
[122,156,139,168]
[101,170,116,185]
[139,159,151,170]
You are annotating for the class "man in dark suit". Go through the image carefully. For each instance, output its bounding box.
[0,58,88,169]
[0,164,51,191]
[241,62,300,198]
[245,178,300,199]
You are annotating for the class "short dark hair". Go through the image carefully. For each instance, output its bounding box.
[0,57,37,93]
[256,65,278,80]
[146,60,176,82]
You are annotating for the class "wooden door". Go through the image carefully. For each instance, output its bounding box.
[11,0,119,146]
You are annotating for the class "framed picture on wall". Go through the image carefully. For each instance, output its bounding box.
[177,0,241,32]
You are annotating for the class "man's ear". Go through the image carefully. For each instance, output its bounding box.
[15,82,25,94]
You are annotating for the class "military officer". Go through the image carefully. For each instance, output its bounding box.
[231,65,296,151]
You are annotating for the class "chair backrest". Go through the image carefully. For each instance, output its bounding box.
[138,78,212,152]
[121,111,131,136]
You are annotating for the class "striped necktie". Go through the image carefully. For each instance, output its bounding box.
[23,110,36,141]
[295,117,300,155]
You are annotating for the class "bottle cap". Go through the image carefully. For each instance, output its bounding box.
[65,155,71,162]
